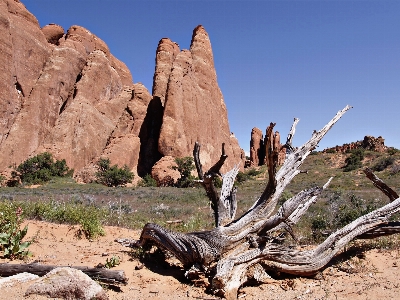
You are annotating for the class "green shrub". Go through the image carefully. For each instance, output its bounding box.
[137,174,157,187]
[235,168,262,184]
[343,149,365,172]
[372,156,395,172]
[213,176,223,188]
[236,171,250,183]
[387,147,399,155]
[278,190,293,206]
[173,157,196,188]
[0,206,32,260]
[95,158,134,187]
[9,152,73,185]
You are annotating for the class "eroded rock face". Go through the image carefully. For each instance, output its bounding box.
[0,0,135,176]
[0,0,51,145]
[0,2,244,181]
[152,38,180,107]
[157,25,244,172]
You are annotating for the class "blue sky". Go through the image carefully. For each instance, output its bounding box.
[22,0,400,153]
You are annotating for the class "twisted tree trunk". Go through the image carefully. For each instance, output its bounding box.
[116,105,400,299]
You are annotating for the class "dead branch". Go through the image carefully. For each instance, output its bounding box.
[116,105,400,299]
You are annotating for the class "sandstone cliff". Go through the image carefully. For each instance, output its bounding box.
[155,25,244,172]
[0,1,244,181]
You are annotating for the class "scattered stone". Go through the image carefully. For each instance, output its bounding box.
[0,272,39,288]
[25,267,109,300]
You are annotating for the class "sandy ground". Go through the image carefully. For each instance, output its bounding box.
[1,220,400,300]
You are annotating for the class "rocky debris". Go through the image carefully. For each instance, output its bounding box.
[151,156,180,187]
[0,272,39,288]
[250,127,264,166]
[323,136,387,153]
[25,267,108,300]
[157,25,244,172]
[41,23,64,45]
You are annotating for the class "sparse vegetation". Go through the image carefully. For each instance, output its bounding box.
[173,157,196,188]
[9,152,73,186]
[137,174,157,187]
[343,149,365,172]
[372,156,395,172]
[104,255,121,269]
[0,206,32,260]
[95,158,134,187]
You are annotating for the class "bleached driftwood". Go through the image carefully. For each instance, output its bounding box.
[116,105,400,299]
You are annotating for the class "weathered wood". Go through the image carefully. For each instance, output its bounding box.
[0,263,128,285]
[116,105,400,299]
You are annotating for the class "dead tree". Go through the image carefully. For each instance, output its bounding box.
[117,105,400,299]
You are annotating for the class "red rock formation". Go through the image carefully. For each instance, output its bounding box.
[0,0,51,145]
[0,2,244,182]
[157,25,244,172]
[151,156,180,187]
[152,38,180,107]
[41,23,64,45]
[323,136,387,153]
[0,0,136,177]
[250,127,264,166]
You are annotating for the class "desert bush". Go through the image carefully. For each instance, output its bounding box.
[0,205,32,260]
[236,171,250,183]
[173,157,196,188]
[137,174,157,187]
[95,158,134,187]
[387,147,400,155]
[9,152,73,186]
[343,149,365,172]
[372,156,395,172]
[390,164,400,175]
[278,190,294,206]
[213,176,223,188]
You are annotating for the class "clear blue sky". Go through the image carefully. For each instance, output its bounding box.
[22,0,400,154]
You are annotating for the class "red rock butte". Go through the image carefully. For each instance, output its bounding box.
[0,0,244,182]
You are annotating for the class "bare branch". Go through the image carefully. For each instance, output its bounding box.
[364,167,399,201]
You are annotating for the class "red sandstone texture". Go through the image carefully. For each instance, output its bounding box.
[323,136,387,153]
[0,1,244,182]
[156,25,244,172]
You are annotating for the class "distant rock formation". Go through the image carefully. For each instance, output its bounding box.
[0,1,244,181]
[323,136,386,153]
[156,25,244,172]
[250,128,264,166]
[248,127,285,167]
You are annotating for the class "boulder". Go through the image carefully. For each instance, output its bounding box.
[151,156,180,187]
[41,23,64,45]
[25,267,108,300]
[157,25,244,172]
